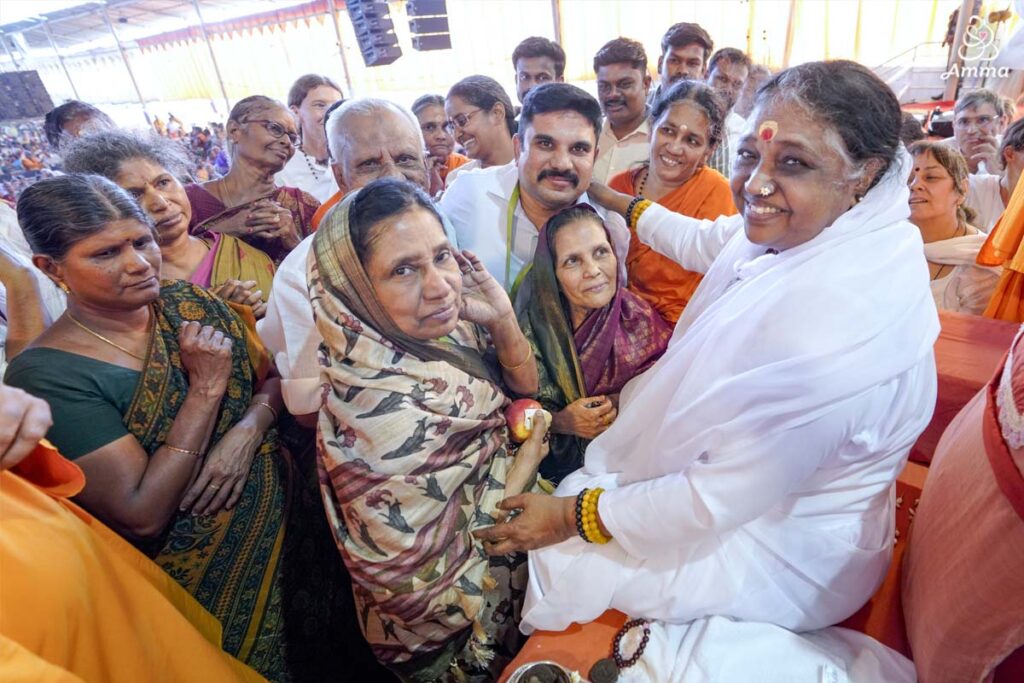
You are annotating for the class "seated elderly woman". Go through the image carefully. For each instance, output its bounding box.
[475,61,937,679]
[608,79,737,323]
[908,140,999,315]
[186,95,320,264]
[517,204,670,483]
[309,177,549,681]
[4,175,335,682]
[63,130,274,316]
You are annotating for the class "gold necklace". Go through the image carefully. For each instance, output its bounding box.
[66,312,148,362]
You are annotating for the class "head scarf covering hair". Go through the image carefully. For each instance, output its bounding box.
[312,189,496,382]
[523,203,670,400]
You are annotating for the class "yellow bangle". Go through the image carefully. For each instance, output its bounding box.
[629,199,653,230]
[582,487,611,544]
[253,401,279,422]
[499,345,533,371]
[164,443,201,457]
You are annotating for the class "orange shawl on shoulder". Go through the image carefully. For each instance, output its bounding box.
[609,166,737,324]
[977,175,1023,321]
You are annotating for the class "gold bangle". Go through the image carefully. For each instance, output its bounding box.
[629,199,653,230]
[253,401,279,422]
[499,345,533,371]
[164,444,201,457]
[582,487,611,544]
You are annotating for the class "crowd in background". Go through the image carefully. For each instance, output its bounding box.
[1,14,1023,683]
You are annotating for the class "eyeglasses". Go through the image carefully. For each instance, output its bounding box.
[445,108,483,133]
[244,119,299,144]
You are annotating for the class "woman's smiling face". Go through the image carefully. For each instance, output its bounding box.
[732,98,868,251]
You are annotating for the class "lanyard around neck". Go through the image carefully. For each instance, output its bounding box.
[505,182,533,301]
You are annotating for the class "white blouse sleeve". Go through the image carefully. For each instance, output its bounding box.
[256,238,323,415]
[635,203,743,274]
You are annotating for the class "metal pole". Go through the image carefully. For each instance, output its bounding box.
[781,0,798,69]
[0,35,22,70]
[325,0,355,97]
[550,0,563,46]
[102,7,150,123]
[42,21,80,99]
[190,0,231,114]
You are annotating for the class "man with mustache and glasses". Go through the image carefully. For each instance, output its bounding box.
[439,83,629,293]
[592,38,653,184]
[705,47,752,178]
[647,22,714,107]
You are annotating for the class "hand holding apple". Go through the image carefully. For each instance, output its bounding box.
[505,398,551,443]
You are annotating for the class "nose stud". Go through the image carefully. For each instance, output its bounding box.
[759,182,776,197]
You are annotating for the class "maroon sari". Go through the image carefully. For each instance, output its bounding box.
[185,183,319,264]
[517,203,671,482]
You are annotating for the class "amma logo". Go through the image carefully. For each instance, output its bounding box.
[943,15,1012,80]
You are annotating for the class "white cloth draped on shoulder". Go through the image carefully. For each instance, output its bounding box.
[523,149,939,639]
[924,232,1000,315]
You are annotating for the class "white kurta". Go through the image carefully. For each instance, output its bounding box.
[523,151,939,646]
[925,232,1000,315]
[0,203,65,376]
[274,151,338,204]
[438,162,630,291]
[966,173,1005,232]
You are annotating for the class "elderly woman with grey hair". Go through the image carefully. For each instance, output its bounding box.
[63,130,274,317]
[185,95,320,264]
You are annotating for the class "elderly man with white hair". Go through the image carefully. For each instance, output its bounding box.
[258,98,437,422]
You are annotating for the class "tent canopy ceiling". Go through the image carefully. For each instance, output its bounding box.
[0,0,305,53]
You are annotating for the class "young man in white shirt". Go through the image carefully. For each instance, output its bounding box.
[592,38,652,184]
[274,74,343,203]
[705,48,752,179]
[259,99,432,422]
[439,82,629,293]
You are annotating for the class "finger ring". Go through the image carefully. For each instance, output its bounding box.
[209,484,221,489]
[246,227,253,235]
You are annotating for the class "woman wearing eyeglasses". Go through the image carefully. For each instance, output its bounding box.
[185,96,320,264]
[444,76,516,186]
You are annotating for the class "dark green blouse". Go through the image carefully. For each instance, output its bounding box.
[5,347,140,459]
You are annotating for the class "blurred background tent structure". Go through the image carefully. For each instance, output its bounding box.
[0,0,1021,127]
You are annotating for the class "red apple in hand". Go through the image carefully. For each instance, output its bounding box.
[505,398,548,443]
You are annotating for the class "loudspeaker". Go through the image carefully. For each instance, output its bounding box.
[407,0,451,52]
[0,71,54,121]
[347,0,402,67]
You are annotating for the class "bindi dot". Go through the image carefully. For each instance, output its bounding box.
[758,121,779,142]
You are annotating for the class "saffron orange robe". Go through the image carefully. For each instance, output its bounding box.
[441,152,471,184]
[978,175,1024,321]
[609,166,737,323]
[0,441,265,683]
[312,190,342,230]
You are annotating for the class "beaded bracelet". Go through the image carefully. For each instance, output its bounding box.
[629,199,653,230]
[612,618,651,669]
[624,196,644,228]
[577,487,611,544]
[575,489,588,541]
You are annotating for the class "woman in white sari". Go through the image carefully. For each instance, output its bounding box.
[476,61,937,681]
[907,140,1000,315]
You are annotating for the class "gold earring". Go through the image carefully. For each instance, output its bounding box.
[58,282,70,294]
